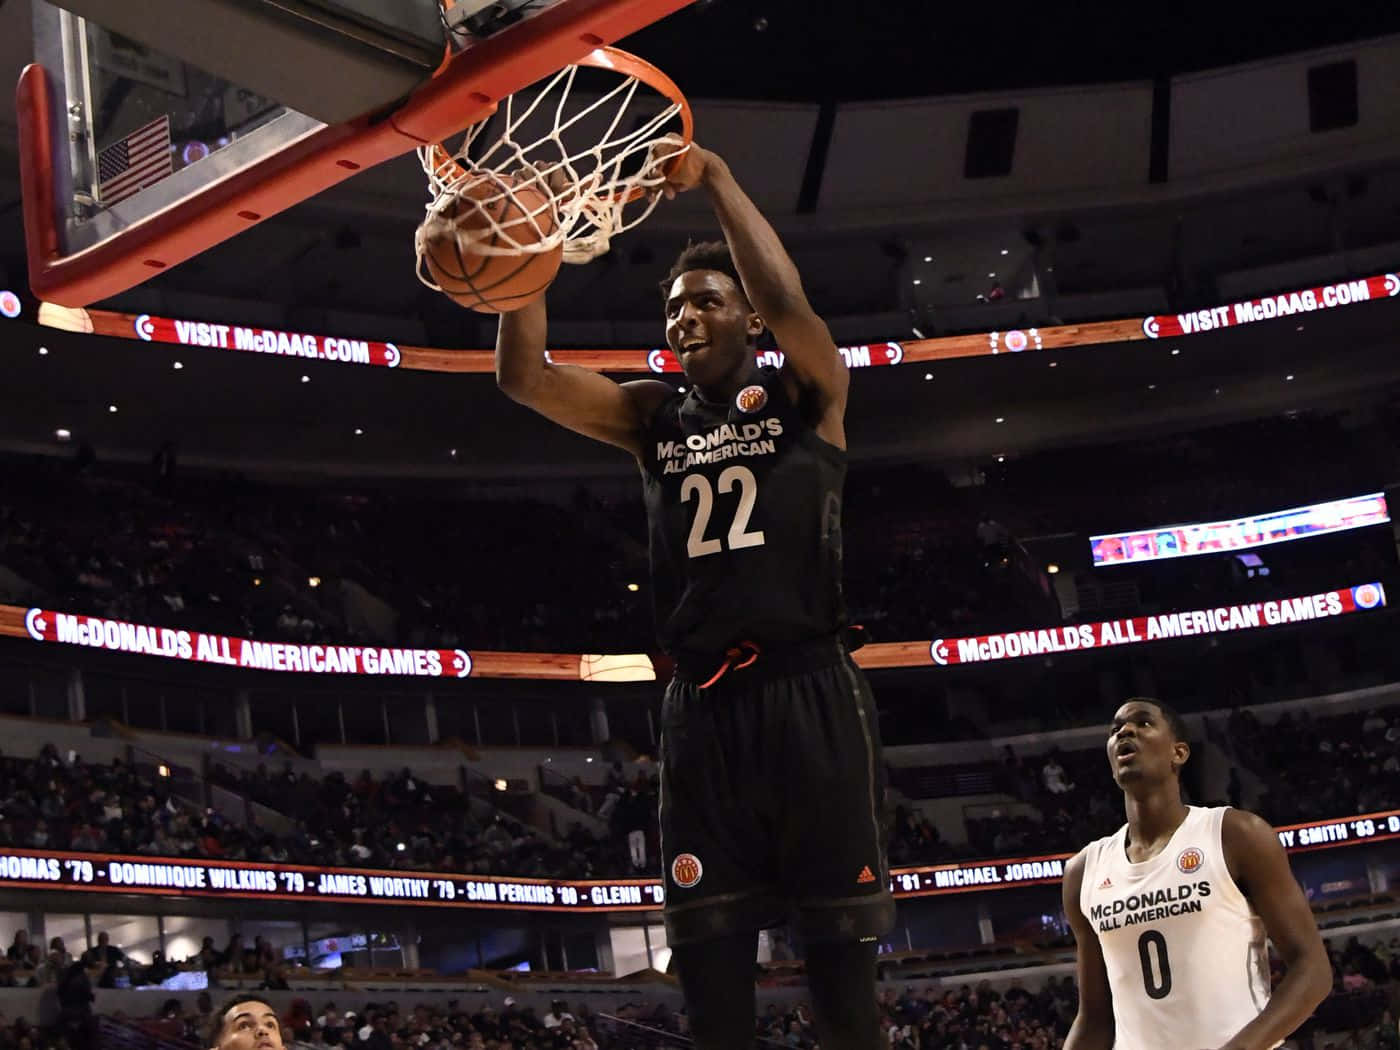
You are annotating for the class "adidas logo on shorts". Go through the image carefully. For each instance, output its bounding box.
[857,865,876,884]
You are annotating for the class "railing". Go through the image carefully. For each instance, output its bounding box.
[538,765,597,815]
[463,766,535,825]
[591,1013,690,1049]
[129,745,296,835]
[98,1016,196,1050]
[890,764,1004,799]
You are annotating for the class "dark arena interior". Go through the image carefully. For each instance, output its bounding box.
[2,2,1400,1049]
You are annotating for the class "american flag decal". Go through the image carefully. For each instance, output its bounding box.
[97,115,173,205]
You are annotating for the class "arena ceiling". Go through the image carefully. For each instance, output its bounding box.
[631,5,1400,102]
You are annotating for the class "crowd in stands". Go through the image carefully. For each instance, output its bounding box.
[16,939,1400,1050]
[891,695,1400,868]
[1226,707,1400,827]
[4,406,1397,659]
[1,690,1396,892]
[213,759,660,880]
[0,744,653,894]
[889,745,1141,866]
[97,983,1081,1050]
[1306,936,1400,1048]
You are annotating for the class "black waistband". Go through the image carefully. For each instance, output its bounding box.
[670,629,864,687]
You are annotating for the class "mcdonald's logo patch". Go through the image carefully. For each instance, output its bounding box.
[671,853,703,888]
[1176,847,1204,874]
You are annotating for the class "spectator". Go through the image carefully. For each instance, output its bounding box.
[543,1002,574,1029]
[55,961,97,1050]
[1042,751,1075,795]
[195,936,221,972]
[252,935,277,971]
[217,934,244,971]
[612,784,651,872]
[79,932,123,971]
[975,513,1009,551]
[43,938,72,983]
[144,950,176,986]
[597,763,626,822]
[6,932,39,969]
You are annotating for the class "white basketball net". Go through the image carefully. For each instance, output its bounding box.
[415,56,687,287]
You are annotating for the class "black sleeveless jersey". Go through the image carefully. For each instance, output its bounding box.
[639,366,847,658]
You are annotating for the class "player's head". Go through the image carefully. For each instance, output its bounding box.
[208,996,283,1050]
[1107,697,1190,789]
[660,240,764,389]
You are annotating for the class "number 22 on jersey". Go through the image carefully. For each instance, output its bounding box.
[680,466,766,558]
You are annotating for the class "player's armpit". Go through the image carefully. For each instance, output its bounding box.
[1216,808,1331,1050]
[509,364,671,458]
[1062,850,1115,1050]
[495,298,672,458]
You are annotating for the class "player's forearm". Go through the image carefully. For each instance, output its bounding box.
[1062,1014,1114,1050]
[1217,958,1332,1050]
[699,156,807,322]
[494,297,549,399]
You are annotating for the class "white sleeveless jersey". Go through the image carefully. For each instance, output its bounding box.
[1079,806,1272,1050]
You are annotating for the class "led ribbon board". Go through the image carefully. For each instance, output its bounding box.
[0,809,1392,907]
[926,584,1386,668]
[41,269,1400,373]
[2,583,1387,678]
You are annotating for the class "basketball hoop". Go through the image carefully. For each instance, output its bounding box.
[415,46,692,281]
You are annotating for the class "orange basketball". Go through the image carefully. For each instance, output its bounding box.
[417,175,564,313]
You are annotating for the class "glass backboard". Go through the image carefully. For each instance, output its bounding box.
[20,0,690,307]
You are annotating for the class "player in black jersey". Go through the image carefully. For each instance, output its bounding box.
[495,135,892,1050]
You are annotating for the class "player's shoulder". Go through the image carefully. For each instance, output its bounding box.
[1061,844,1100,918]
[1218,806,1277,855]
[620,379,680,425]
[1063,839,1104,889]
[1064,846,1091,881]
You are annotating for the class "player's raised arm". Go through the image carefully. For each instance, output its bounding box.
[657,138,848,419]
[495,295,673,459]
[1204,809,1331,1050]
[1062,850,1115,1050]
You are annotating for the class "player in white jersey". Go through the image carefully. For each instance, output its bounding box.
[1062,698,1330,1050]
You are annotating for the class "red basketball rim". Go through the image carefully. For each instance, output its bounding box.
[427,46,694,207]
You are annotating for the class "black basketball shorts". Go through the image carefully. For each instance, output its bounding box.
[658,638,895,947]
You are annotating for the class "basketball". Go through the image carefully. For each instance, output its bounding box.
[416,174,563,313]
